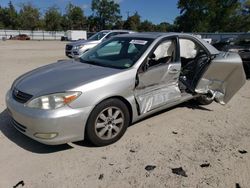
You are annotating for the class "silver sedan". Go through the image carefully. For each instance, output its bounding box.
[6,33,246,146]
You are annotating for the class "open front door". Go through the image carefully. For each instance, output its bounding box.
[135,38,182,114]
[195,52,246,104]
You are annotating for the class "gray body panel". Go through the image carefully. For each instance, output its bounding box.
[6,32,245,145]
[195,52,246,104]
[13,60,122,97]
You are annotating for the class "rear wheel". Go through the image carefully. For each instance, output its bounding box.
[196,95,213,105]
[86,99,130,146]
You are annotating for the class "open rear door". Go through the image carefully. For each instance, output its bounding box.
[195,52,246,104]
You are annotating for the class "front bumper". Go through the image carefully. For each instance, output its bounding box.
[65,50,73,58]
[5,90,92,145]
[65,50,82,59]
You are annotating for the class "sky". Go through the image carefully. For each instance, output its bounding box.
[0,0,180,24]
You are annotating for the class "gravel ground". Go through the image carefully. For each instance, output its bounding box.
[0,40,249,188]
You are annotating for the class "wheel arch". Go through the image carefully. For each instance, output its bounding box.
[84,95,134,143]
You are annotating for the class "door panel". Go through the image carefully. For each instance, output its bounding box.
[136,63,180,89]
[195,52,246,104]
[134,38,181,114]
[135,80,181,114]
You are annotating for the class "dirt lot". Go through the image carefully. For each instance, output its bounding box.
[0,40,250,188]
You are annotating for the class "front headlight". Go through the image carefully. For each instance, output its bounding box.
[26,91,81,110]
[75,45,84,50]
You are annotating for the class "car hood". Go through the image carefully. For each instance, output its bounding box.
[68,39,100,46]
[14,60,122,96]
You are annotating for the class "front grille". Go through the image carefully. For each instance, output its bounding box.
[12,119,27,132]
[12,88,33,103]
[66,45,73,51]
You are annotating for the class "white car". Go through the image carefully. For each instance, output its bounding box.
[65,30,135,58]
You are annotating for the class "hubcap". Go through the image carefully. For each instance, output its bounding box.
[95,107,124,140]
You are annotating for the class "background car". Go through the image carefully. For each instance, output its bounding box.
[213,35,250,78]
[10,34,30,40]
[65,30,135,58]
[212,37,237,51]
[6,33,245,146]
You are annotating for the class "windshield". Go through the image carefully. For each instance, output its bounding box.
[80,37,153,69]
[88,31,108,41]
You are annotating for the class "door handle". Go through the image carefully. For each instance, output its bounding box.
[169,69,179,74]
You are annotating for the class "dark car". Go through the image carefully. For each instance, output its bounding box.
[10,34,30,40]
[212,37,237,51]
[213,35,250,78]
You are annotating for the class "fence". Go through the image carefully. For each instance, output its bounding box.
[1,30,249,41]
[0,30,66,40]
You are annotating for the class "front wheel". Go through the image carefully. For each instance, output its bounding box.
[86,99,130,146]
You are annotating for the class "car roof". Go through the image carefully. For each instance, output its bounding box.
[117,32,220,55]
[100,30,135,33]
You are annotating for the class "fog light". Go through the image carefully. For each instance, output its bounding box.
[34,133,58,139]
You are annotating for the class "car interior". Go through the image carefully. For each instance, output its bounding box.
[93,39,152,68]
[147,40,176,68]
[179,38,210,93]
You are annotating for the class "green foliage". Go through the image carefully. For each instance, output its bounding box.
[0,0,249,32]
[123,12,141,31]
[176,0,244,32]
[91,0,121,30]
[242,0,250,31]
[113,20,124,30]
[19,3,40,30]
[86,15,99,32]
[63,3,86,30]
[44,6,62,31]
[139,20,154,31]
[0,1,19,29]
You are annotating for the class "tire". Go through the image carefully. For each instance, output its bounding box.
[86,98,130,146]
[196,95,213,105]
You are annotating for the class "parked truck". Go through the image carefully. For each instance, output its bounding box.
[66,30,87,41]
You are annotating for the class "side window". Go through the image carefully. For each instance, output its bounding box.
[105,32,118,39]
[96,41,122,56]
[148,39,176,68]
[119,32,128,35]
[179,39,206,59]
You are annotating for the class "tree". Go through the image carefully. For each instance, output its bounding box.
[139,20,155,31]
[154,22,176,32]
[241,0,250,31]
[243,0,250,14]
[86,15,99,31]
[62,3,86,30]
[44,6,62,31]
[0,6,4,28]
[176,0,242,32]
[0,1,19,29]
[19,3,40,30]
[113,20,124,29]
[123,12,141,31]
[91,0,121,30]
